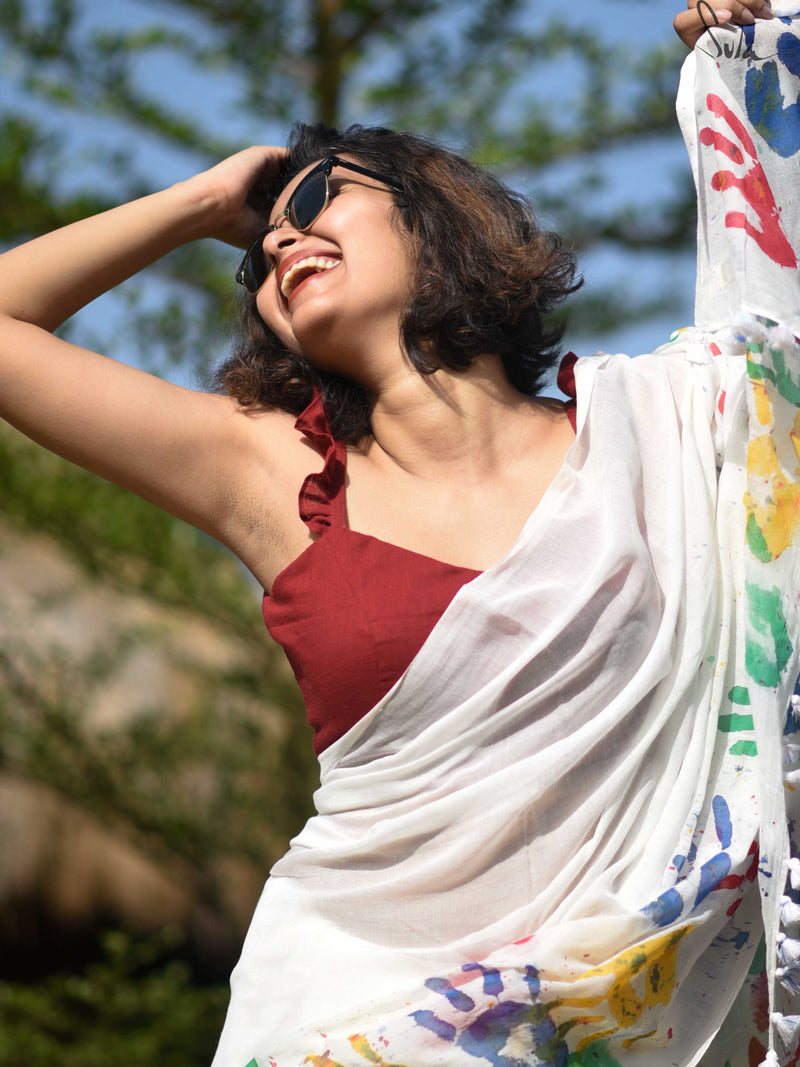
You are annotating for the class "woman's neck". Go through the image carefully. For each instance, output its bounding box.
[364,353,563,483]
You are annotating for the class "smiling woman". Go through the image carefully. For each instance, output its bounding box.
[217,125,580,441]
[234,155,403,296]
[0,3,798,1067]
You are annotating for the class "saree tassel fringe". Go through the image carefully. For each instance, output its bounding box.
[776,958,800,995]
[781,896,800,928]
[777,933,800,965]
[771,1012,800,1048]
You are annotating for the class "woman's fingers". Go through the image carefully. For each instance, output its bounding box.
[183,145,289,248]
[674,0,773,49]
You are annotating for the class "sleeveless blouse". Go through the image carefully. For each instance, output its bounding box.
[262,364,578,755]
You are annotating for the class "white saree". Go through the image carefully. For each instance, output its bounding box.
[212,13,800,1067]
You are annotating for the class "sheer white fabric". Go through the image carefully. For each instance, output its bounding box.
[212,16,800,1067]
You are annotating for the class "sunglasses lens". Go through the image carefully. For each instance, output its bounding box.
[234,167,333,293]
[289,170,328,230]
[236,235,269,294]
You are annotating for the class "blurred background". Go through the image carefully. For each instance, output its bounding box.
[0,0,699,1062]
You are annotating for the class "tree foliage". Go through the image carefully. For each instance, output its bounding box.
[0,422,322,1062]
[0,422,318,898]
[0,929,228,1067]
[0,0,695,374]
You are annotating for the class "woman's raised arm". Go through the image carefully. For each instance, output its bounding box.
[0,147,304,584]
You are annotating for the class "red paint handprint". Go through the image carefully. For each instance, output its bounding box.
[699,93,797,269]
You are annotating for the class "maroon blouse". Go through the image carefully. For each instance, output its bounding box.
[262,361,578,755]
[262,393,481,754]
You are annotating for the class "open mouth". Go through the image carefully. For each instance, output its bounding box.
[280,256,341,299]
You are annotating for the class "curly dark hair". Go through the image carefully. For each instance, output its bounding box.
[214,122,582,443]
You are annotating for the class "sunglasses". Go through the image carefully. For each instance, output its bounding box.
[234,155,402,294]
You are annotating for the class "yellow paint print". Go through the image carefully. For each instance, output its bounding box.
[575,1028,619,1053]
[304,1037,409,1067]
[304,1053,347,1067]
[347,1034,408,1067]
[622,1028,658,1048]
[745,433,800,560]
[752,378,773,426]
[553,927,689,1046]
[791,410,800,471]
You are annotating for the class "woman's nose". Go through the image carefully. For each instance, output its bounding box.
[263,222,300,256]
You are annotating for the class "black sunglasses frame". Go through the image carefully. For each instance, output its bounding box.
[234,155,402,294]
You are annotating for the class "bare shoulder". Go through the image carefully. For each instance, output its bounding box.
[528,396,575,450]
[534,396,570,419]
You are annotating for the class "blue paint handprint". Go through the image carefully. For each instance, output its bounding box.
[745,29,800,157]
[409,963,568,1067]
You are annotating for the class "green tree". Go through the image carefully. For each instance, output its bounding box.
[0,419,318,921]
[0,421,318,1064]
[0,929,229,1066]
[0,0,694,374]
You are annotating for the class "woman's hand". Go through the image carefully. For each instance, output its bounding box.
[179,145,288,251]
[674,0,773,49]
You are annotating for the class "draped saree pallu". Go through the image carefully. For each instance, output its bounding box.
[210,14,800,1067]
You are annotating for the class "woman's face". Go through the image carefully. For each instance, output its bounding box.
[255,157,412,382]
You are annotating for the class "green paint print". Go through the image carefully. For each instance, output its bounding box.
[568,1039,624,1067]
[727,686,751,705]
[747,355,768,382]
[718,713,755,732]
[746,582,793,687]
[729,740,758,756]
[747,334,800,406]
[768,343,800,406]
[747,512,773,563]
[749,935,767,976]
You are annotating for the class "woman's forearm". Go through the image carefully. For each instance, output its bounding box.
[0,181,215,333]
[0,143,284,333]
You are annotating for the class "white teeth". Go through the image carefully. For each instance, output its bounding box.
[280,256,340,298]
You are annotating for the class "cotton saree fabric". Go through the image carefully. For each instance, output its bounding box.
[211,14,800,1067]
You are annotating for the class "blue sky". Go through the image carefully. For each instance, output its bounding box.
[0,0,702,380]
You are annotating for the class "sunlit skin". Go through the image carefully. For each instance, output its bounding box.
[0,1,775,594]
[255,159,413,390]
[673,0,773,48]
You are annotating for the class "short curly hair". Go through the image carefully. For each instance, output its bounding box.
[214,122,582,443]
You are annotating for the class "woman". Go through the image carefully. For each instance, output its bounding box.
[0,2,792,1065]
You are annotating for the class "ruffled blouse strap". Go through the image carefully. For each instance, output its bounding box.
[294,389,347,535]
[557,351,578,433]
